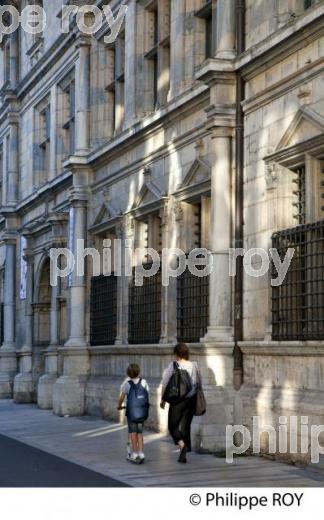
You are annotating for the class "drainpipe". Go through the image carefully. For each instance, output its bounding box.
[233,0,245,390]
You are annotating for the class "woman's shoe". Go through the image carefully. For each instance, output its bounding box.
[178,446,188,463]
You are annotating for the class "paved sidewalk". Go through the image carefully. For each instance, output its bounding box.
[0,400,323,487]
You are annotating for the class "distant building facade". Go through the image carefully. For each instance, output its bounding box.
[0,0,324,463]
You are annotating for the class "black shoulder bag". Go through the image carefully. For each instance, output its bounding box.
[163,362,192,405]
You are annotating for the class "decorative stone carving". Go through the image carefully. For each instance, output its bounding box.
[265,162,279,191]
[173,201,184,222]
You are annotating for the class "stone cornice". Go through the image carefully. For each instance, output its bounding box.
[88,343,235,356]
[239,341,324,356]
[17,30,78,101]
[236,4,324,79]
[195,59,236,86]
[263,134,324,169]
[15,170,72,216]
[89,84,209,169]
[242,57,324,115]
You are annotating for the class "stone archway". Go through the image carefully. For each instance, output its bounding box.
[32,256,51,397]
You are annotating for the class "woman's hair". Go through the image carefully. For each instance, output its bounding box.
[174,343,190,360]
[127,363,140,379]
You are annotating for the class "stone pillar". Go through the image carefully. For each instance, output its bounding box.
[124,0,136,126]
[49,84,57,180]
[0,234,17,398]
[53,187,89,416]
[204,128,234,344]
[196,127,235,453]
[14,243,34,403]
[75,36,91,155]
[160,199,177,344]
[9,29,19,90]
[215,0,236,60]
[7,119,19,207]
[169,0,185,98]
[37,275,60,409]
[115,217,132,345]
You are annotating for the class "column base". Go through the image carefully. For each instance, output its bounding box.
[0,349,17,399]
[38,373,58,409]
[13,373,34,403]
[202,326,234,343]
[0,373,14,399]
[53,375,87,416]
[192,385,236,453]
[214,50,236,60]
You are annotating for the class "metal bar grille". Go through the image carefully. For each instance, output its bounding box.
[177,266,209,343]
[272,219,324,340]
[292,166,306,225]
[129,263,161,344]
[90,274,117,346]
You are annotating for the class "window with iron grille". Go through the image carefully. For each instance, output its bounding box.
[177,200,210,343]
[177,262,209,343]
[129,262,162,344]
[90,274,117,346]
[272,219,324,340]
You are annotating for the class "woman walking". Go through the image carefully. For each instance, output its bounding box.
[160,343,202,464]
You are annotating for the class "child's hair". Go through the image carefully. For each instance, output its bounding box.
[127,363,141,379]
[174,342,190,360]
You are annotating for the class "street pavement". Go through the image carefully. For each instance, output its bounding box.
[0,433,129,487]
[0,400,323,487]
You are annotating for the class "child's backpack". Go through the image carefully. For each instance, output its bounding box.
[162,362,193,405]
[126,379,150,423]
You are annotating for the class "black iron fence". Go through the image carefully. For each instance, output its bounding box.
[177,265,209,343]
[90,274,117,346]
[272,219,324,340]
[128,263,162,344]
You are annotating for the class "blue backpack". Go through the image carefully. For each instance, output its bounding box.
[126,379,150,423]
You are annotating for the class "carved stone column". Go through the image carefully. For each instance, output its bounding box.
[75,35,91,155]
[215,0,236,60]
[159,199,177,344]
[0,232,17,398]
[14,235,34,403]
[115,217,132,345]
[53,184,90,416]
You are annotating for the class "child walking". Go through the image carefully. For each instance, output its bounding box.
[117,363,150,464]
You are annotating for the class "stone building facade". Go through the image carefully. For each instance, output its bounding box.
[0,0,324,462]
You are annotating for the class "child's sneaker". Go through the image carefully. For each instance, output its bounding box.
[137,452,145,464]
[127,453,140,464]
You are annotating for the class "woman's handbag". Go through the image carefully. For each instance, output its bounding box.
[194,363,206,416]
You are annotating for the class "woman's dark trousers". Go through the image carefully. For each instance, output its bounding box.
[168,395,196,451]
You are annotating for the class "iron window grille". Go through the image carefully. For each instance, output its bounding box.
[90,274,117,346]
[272,219,324,340]
[177,254,209,343]
[129,262,162,344]
[292,166,306,225]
